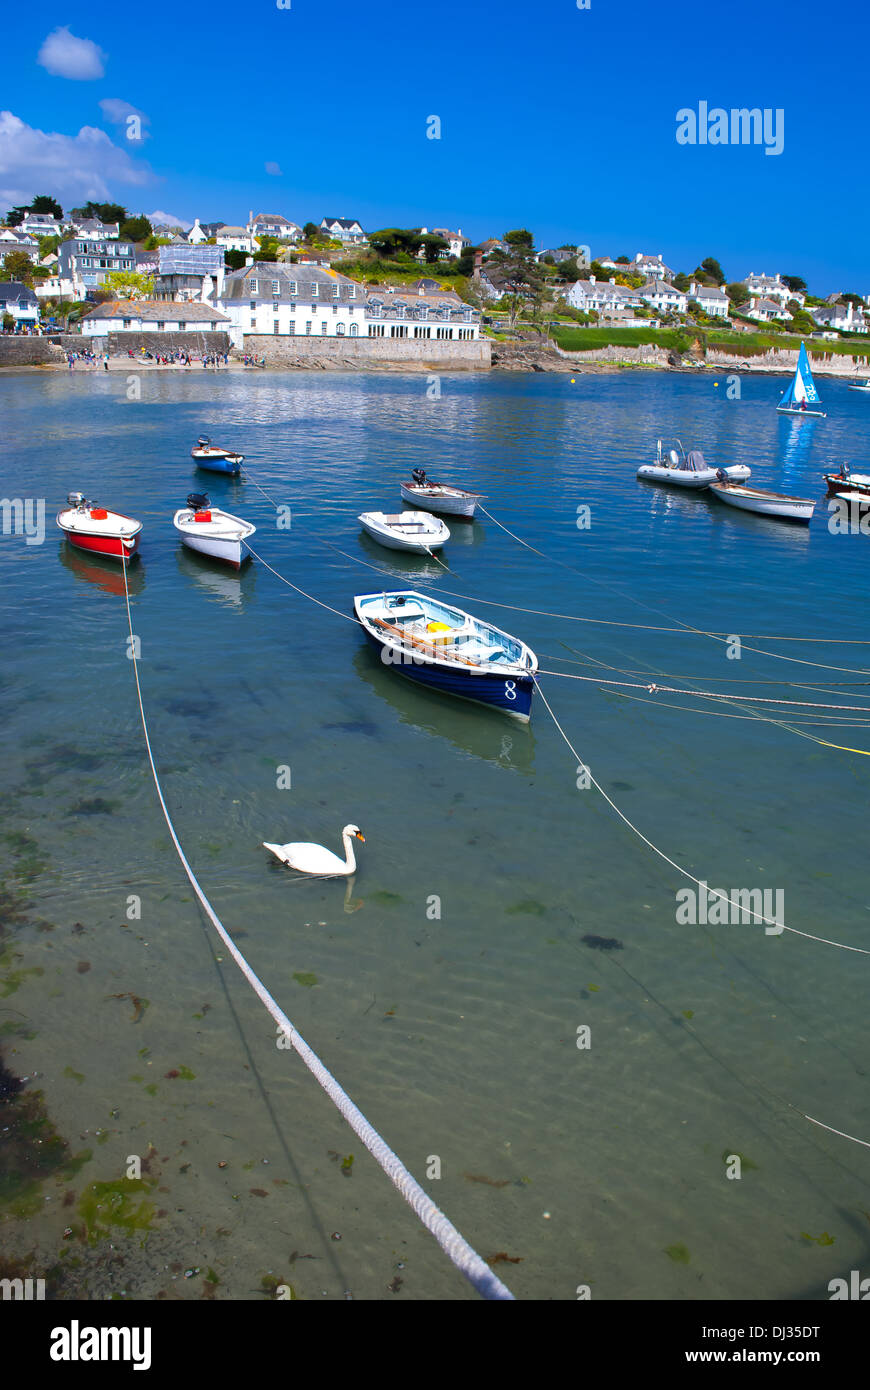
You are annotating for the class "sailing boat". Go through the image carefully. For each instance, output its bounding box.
[777,342,826,418]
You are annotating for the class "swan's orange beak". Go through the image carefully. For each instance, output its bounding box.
[355,831,365,842]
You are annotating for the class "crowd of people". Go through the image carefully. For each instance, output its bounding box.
[60,346,266,370]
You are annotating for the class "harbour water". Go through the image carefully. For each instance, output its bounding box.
[1,365,869,1301]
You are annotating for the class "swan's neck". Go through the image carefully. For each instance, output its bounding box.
[341,832,357,874]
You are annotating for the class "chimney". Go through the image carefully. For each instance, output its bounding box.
[473,249,482,281]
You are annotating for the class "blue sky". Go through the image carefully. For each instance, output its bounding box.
[2,1,866,294]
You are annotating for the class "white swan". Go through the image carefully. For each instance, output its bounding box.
[263,824,365,876]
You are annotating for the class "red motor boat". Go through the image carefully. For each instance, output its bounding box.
[56,492,142,563]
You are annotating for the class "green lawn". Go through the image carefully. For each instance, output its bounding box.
[551,324,870,360]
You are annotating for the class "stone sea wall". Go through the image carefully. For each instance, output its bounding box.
[0,337,65,366]
[240,335,491,370]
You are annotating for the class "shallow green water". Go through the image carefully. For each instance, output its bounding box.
[1,366,869,1301]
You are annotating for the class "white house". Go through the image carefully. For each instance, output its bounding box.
[566,276,641,318]
[0,282,41,328]
[218,261,364,346]
[746,296,789,323]
[639,279,688,314]
[425,227,471,259]
[810,301,867,334]
[216,226,259,254]
[19,212,64,238]
[634,253,674,283]
[71,218,120,241]
[744,272,804,309]
[187,219,209,245]
[320,217,366,243]
[250,213,302,242]
[365,285,480,340]
[689,281,729,318]
[80,299,230,336]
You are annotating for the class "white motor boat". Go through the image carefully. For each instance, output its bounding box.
[173,493,256,567]
[709,481,815,523]
[400,468,485,519]
[637,440,751,489]
[847,381,870,393]
[56,492,142,563]
[358,510,450,553]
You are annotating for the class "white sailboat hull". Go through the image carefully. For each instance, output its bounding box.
[777,405,826,418]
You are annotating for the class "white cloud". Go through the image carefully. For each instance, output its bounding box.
[99,98,150,145]
[265,161,282,176]
[38,26,106,81]
[147,210,192,231]
[0,111,151,212]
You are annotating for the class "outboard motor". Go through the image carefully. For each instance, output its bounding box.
[186,492,210,510]
[67,491,86,507]
[411,468,428,486]
[715,469,727,482]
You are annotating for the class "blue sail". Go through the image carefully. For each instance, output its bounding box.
[780,342,822,408]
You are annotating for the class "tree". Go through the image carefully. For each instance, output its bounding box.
[31,194,63,218]
[254,235,283,262]
[71,201,127,226]
[781,274,807,293]
[615,255,631,264]
[303,221,319,241]
[489,230,542,327]
[673,272,691,291]
[840,292,864,306]
[369,227,424,258]
[0,251,35,284]
[120,215,152,242]
[418,233,449,264]
[102,270,154,299]
[726,281,749,306]
[38,235,61,260]
[700,257,725,285]
[224,249,248,271]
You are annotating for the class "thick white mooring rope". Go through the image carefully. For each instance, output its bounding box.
[120,559,514,1301]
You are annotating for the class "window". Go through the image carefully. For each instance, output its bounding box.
[321,321,328,334]
[123,319,131,328]
[332,304,337,314]
[271,279,279,294]
[250,301,256,311]
[305,322,312,335]
[350,323,358,336]
[414,326,431,339]
[179,322,187,331]
[336,322,345,335]
[311,283,318,297]
[332,283,339,298]
[368,324,384,337]
[390,325,408,338]
[250,317,256,328]
[349,286,355,299]
[289,280,297,295]
[157,321,165,330]
[275,321,281,335]
[250,280,258,294]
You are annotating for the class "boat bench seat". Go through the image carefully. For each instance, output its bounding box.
[459,640,508,663]
[366,602,428,625]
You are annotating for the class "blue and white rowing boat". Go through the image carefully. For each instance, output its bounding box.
[777,342,826,418]
[354,590,538,720]
[191,436,245,474]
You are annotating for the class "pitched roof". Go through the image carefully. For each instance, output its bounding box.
[322,217,362,229]
[84,299,229,321]
[220,261,361,301]
[0,281,38,304]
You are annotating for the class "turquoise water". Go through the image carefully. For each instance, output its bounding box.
[2,365,869,1301]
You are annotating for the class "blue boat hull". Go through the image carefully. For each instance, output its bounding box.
[196,458,242,475]
[361,629,534,720]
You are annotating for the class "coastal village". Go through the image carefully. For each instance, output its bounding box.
[1,196,869,372]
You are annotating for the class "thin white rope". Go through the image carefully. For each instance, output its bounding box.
[532,675,870,956]
[119,559,514,1301]
[800,1114,870,1149]
[243,541,361,625]
[477,506,870,677]
[536,668,870,714]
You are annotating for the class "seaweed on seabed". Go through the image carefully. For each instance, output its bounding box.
[0,1050,90,1220]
